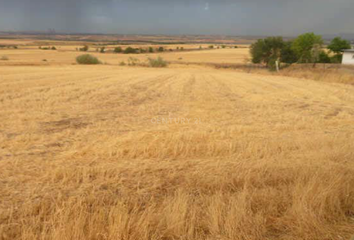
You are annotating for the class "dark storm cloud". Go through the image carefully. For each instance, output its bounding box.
[0,0,353,36]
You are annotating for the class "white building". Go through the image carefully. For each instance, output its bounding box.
[342,49,354,65]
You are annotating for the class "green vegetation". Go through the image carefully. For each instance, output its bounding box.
[40,46,56,51]
[327,37,351,63]
[328,37,351,55]
[318,51,331,63]
[250,32,351,70]
[76,54,101,65]
[250,37,284,69]
[80,45,89,52]
[280,41,298,64]
[114,47,123,53]
[100,47,105,53]
[291,33,323,63]
[147,56,168,68]
[148,47,154,53]
[124,47,138,54]
[208,45,214,49]
[157,47,164,52]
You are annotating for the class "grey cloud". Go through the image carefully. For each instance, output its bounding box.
[0,0,353,36]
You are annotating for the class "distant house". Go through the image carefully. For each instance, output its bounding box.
[342,49,354,64]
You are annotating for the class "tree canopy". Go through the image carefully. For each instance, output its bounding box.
[327,37,351,54]
[291,33,323,63]
[250,37,285,67]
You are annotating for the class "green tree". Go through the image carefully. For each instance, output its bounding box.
[250,39,265,64]
[280,41,298,64]
[327,37,351,54]
[80,45,89,52]
[124,47,138,54]
[291,33,323,63]
[327,37,351,63]
[250,37,284,68]
[114,47,122,53]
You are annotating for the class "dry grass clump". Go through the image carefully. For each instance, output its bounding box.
[277,64,354,85]
[76,54,102,65]
[147,56,168,68]
[0,56,9,61]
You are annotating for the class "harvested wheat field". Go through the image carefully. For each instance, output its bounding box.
[1,63,354,240]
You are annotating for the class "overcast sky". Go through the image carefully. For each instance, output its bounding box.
[0,0,353,36]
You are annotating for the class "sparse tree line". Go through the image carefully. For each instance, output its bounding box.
[39,46,57,50]
[0,45,18,49]
[76,44,238,54]
[77,45,166,54]
[250,33,352,70]
[76,53,168,68]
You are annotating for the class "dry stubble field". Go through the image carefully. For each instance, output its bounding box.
[0,47,354,240]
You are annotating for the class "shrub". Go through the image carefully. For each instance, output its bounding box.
[157,47,164,52]
[234,46,238,48]
[119,61,126,66]
[114,47,123,53]
[318,51,331,63]
[124,47,138,54]
[51,46,57,50]
[76,54,101,65]
[100,47,105,53]
[80,45,89,52]
[221,45,226,49]
[147,56,168,68]
[1,56,9,61]
[208,45,214,49]
[148,47,154,53]
[330,54,343,63]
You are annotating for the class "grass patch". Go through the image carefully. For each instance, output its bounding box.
[147,56,168,68]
